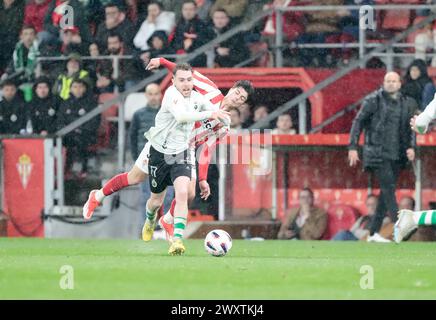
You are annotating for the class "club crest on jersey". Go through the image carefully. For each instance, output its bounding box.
[16,154,33,189]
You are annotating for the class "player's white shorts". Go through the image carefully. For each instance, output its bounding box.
[134,142,196,179]
[135,141,152,174]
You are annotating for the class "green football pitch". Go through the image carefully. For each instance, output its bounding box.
[1,238,436,299]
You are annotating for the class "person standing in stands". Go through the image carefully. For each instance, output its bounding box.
[348,72,417,243]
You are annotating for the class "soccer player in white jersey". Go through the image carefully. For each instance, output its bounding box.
[394,96,436,243]
[146,57,254,240]
[142,62,229,255]
[82,58,253,243]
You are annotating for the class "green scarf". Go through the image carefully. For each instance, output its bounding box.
[13,40,39,79]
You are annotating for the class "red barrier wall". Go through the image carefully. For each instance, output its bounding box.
[2,139,45,237]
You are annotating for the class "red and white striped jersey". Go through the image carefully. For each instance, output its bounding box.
[160,58,229,149]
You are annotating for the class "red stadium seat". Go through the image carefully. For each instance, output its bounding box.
[88,93,119,152]
[382,9,411,31]
[323,204,359,240]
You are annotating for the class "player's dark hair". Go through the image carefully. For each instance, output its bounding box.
[173,62,193,76]
[233,80,254,99]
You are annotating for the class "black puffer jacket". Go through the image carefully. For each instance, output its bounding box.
[56,92,100,144]
[349,89,418,169]
[29,78,60,134]
[0,94,27,134]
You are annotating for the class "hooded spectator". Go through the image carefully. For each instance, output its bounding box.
[29,76,59,134]
[402,59,436,110]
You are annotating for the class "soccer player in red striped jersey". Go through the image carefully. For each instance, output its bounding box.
[82,57,254,241]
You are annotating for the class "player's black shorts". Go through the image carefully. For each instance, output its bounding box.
[148,145,193,194]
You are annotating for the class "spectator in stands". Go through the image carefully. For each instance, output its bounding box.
[239,102,253,128]
[210,0,247,24]
[161,0,213,22]
[402,59,436,111]
[0,0,25,74]
[252,104,272,130]
[348,71,418,243]
[229,108,242,131]
[57,78,100,177]
[332,194,378,241]
[338,0,374,40]
[2,25,40,85]
[133,1,175,51]
[296,0,345,67]
[0,80,27,134]
[60,26,88,56]
[90,42,115,94]
[54,53,92,100]
[139,30,176,67]
[170,0,212,67]
[412,22,435,66]
[277,187,327,240]
[43,0,92,44]
[272,113,296,135]
[209,9,250,68]
[399,196,415,211]
[102,32,147,91]
[95,2,136,51]
[261,0,305,43]
[24,0,51,39]
[28,76,59,135]
[129,82,174,221]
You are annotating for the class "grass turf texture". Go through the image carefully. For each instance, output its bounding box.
[1,238,436,299]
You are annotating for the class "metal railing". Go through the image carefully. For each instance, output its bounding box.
[273,4,436,67]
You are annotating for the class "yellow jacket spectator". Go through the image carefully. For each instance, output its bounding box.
[54,53,92,100]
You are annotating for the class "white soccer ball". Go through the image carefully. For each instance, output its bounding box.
[204,229,233,257]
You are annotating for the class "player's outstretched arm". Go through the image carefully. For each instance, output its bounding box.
[147,57,221,98]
